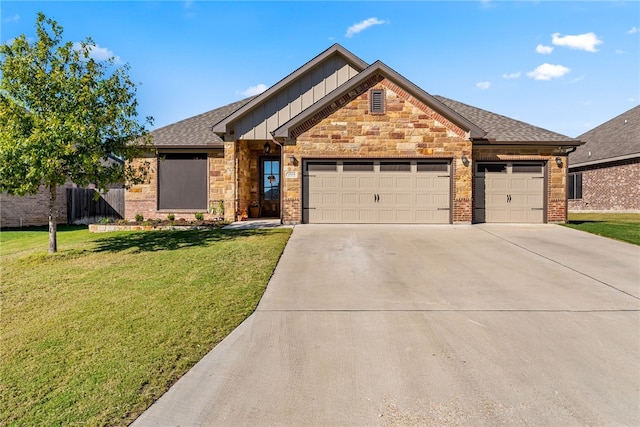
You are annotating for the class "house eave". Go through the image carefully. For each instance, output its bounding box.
[569,152,640,169]
[473,139,584,147]
[273,60,487,141]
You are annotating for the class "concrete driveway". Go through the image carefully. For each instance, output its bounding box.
[133,224,640,426]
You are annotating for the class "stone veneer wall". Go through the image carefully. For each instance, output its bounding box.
[1,183,73,227]
[568,158,640,212]
[125,149,227,221]
[473,147,568,223]
[281,79,473,224]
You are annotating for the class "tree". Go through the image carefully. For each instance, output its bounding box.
[0,12,152,253]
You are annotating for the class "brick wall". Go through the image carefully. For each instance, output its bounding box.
[568,158,640,212]
[282,79,473,224]
[1,183,73,228]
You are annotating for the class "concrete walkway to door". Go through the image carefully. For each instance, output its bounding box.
[132,224,640,426]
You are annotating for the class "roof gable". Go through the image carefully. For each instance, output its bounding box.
[571,105,640,165]
[212,44,368,139]
[273,61,486,141]
[435,96,579,145]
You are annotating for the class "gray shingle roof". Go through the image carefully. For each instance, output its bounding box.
[151,97,254,147]
[570,105,640,166]
[435,96,578,144]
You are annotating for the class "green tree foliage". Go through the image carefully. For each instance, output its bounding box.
[0,12,153,252]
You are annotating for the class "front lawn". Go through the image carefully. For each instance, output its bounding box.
[563,212,640,245]
[0,226,291,426]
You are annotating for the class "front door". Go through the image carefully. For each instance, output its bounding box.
[261,158,280,217]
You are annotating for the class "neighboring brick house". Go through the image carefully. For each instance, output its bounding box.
[568,105,640,212]
[1,184,73,228]
[126,44,581,224]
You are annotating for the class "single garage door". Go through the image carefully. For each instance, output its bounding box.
[474,162,545,223]
[303,160,451,224]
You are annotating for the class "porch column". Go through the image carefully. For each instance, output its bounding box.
[223,140,237,222]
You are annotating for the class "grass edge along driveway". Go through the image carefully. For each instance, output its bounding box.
[563,212,640,246]
[0,226,292,426]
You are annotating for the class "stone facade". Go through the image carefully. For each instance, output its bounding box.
[568,158,640,212]
[281,80,473,224]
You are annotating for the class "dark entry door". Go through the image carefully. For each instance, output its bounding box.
[261,158,280,217]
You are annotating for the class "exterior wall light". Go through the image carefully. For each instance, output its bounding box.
[289,154,296,165]
[461,154,470,166]
[263,142,271,154]
[555,156,563,168]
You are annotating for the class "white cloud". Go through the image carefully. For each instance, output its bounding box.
[615,49,625,54]
[345,17,386,38]
[479,0,496,9]
[475,81,491,90]
[502,71,521,79]
[527,63,570,80]
[73,42,121,63]
[536,44,554,54]
[4,14,19,23]
[551,32,603,52]
[628,27,639,34]
[237,83,268,97]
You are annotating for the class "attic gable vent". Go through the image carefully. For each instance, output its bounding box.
[370,89,385,114]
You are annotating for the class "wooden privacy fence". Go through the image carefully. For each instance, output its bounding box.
[67,188,124,224]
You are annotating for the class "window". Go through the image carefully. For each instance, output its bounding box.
[370,89,385,114]
[343,161,374,172]
[568,172,582,199]
[512,164,543,174]
[417,162,449,172]
[380,162,410,172]
[307,162,337,172]
[158,153,208,209]
[477,163,507,173]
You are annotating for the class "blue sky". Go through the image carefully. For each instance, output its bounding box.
[1,1,638,138]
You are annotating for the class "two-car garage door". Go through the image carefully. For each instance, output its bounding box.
[303,160,451,224]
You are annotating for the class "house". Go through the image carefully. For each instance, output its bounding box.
[568,105,640,212]
[125,44,581,224]
[1,156,125,228]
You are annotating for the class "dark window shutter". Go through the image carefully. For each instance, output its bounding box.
[370,90,385,114]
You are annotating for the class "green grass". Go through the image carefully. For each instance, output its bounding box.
[0,226,291,426]
[563,212,640,245]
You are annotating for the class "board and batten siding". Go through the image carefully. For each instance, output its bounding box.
[235,56,359,140]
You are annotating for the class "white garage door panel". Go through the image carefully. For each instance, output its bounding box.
[304,160,451,224]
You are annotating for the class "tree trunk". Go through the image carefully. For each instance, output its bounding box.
[48,183,57,253]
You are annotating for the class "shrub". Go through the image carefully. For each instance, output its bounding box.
[195,212,204,221]
[167,213,175,221]
[135,213,144,222]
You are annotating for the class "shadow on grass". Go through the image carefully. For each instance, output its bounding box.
[565,220,603,225]
[93,228,276,253]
